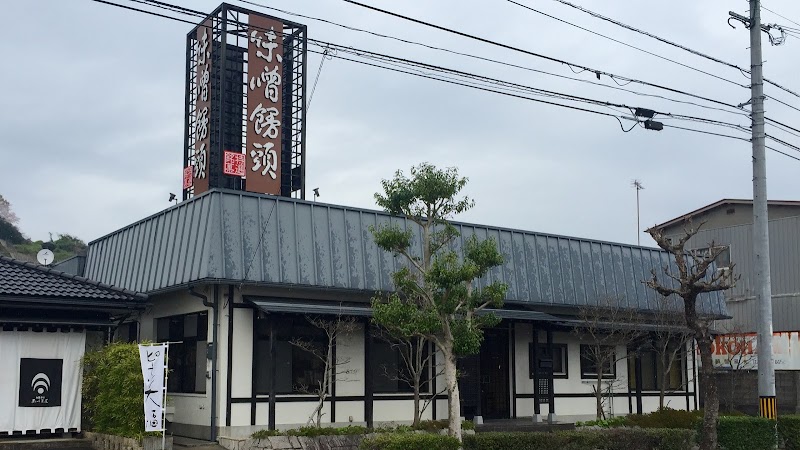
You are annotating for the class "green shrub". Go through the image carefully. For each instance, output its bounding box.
[360,433,460,450]
[82,342,157,439]
[250,430,281,438]
[252,426,369,438]
[575,416,627,428]
[626,408,703,429]
[779,415,800,450]
[717,416,776,450]
[463,429,694,450]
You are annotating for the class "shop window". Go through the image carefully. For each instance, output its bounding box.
[580,344,616,379]
[629,346,686,392]
[536,344,568,378]
[156,311,208,394]
[254,316,327,395]
[371,336,431,394]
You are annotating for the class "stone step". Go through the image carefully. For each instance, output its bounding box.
[0,438,92,450]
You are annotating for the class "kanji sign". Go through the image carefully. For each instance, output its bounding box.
[223,151,246,177]
[246,15,283,194]
[183,166,193,189]
[192,20,213,195]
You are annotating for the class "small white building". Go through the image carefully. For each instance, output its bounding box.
[82,189,725,440]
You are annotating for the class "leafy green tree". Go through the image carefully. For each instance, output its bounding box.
[370,163,507,442]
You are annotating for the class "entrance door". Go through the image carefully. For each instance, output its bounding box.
[480,327,510,419]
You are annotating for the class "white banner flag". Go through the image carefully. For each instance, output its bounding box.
[138,344,168,432]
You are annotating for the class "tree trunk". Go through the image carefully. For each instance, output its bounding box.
[413,379,421,427]
[442,339,462,442]
[697,335,719,450]
[596,372,605,419]
[659,356,666,410]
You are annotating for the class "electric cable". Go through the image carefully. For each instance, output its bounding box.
[548,0,800,101]
[762,5,800,28]
[505,0,749,88]
[88,0,800,161]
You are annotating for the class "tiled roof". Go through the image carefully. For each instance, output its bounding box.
[0,256,147,303]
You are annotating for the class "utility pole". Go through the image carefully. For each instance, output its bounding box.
[632,180,644,245]
[748,0,776,420]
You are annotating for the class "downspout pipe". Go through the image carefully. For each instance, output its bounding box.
[190,285,218,442]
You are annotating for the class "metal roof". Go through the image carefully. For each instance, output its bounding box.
[85,189,727,316]
[0,256,147,306]
[651,198,800,231]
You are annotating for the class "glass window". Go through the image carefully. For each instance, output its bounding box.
[536,344,568,378]
[371,336,430,394]
[629,345,686,392]
[580,344,616,379]
[254,316,328,395]
[156,311,208,394]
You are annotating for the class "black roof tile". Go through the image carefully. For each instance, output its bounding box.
[0,256,147,302]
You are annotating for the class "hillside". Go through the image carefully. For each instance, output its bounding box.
[0,214,87,264]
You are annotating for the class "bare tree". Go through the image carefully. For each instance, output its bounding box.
[646,222,737,450]
[372,329,445,426]
[0,194,19,225]
[574,298,645,420]
[291,315,358,427]
[650,297,695,409]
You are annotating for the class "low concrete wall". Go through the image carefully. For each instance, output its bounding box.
[83,432,173,450]
[218,435,362,450]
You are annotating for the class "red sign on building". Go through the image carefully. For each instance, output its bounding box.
[223,151,246,177]
[182,166,193,189]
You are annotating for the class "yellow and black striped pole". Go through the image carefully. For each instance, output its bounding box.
[759,396,777,420]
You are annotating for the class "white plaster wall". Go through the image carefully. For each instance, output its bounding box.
[336,323,364,397]
[230,403,251,428]
[335,401,365,424]
[139,289,213,427]
[230,308,253,400]
[255,403,269,427]
[274,402,331,429]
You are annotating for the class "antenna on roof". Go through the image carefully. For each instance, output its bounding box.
[632,180,645,245]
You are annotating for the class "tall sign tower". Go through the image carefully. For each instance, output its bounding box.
[183,4,307,200]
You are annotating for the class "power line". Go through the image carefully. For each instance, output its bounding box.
[231,0,752,119]
[762,4,800,28]
[341,0,750,112]
[505,0,749,88]
[548,0,800,101]
[89,0,800,161]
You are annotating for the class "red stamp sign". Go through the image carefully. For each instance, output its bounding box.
[223,151,246,177]
[182,166,193,189]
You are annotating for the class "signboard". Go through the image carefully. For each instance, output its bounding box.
[18,358,62,407]
[711,331,800,370]
[246,14,283,195]
[138,344,168,432]
[192,20,212,195]
[182,166,193,190]
[223,151,246,177]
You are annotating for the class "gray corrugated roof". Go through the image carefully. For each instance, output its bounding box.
[85,189,727,316]
[0,256,147,304]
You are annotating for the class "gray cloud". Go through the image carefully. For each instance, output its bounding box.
[1,0,798,247]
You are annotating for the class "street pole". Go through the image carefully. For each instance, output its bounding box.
[749,0,777,420]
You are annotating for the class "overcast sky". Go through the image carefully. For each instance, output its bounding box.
[1,0,798,247]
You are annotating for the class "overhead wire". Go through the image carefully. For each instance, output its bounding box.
[89,0,800,161]
[504,0,749,88]
[341,0,750,113]
[547,0,800,101]
[225,0,753,120]
[762,5,800,28]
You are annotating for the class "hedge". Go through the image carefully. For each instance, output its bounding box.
[359,433,460,450]
[462,429,694,450]
[717,416,776,450]
[82,342,156,439]
[779,415,800,450]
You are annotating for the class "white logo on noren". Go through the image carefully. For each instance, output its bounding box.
[32,373,51,395]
